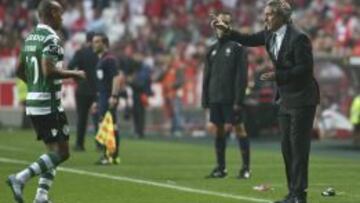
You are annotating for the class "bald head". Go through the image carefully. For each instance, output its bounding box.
[38,0,58,19]
[37,0,63,30]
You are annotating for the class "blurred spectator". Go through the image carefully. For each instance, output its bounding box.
[126,54,153,138]
[318,104,353,139]
[158,46,186,136]
[1,0,360,79]
[1,0,360,137]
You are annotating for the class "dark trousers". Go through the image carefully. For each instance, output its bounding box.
[132,94,146,138]
[75,93,96,148]
[277,105,316,199]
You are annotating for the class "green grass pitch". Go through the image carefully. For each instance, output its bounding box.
[0,129,359,203]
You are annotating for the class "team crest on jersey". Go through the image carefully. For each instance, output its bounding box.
[48,44,60,55]
[225,48,231,56]
[51,128,58,137]
[63,125,70,135]
[59,47,64,56]
[53,38,59,44]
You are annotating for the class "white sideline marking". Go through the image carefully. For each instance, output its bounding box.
[0,157,272,203]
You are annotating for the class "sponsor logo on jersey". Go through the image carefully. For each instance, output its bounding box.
[48,44,60,55]
[25,34,45,42]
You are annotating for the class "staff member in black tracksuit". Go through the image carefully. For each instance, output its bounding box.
[202,11,251,179]
[68,32,98,151]
[213,1,319,202]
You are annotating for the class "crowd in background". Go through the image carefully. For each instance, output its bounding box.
[0,0,360,137]
[0,0,359,91]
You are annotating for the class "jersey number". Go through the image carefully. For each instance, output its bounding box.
[26,56,39,84]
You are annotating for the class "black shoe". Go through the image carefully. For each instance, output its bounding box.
[238,168,251,179]
[206,167,227,178]
[6,174,24,203]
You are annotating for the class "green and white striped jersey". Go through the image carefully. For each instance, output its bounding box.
[21,24,65,115]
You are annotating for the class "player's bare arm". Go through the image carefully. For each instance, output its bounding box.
[42,57,85,80]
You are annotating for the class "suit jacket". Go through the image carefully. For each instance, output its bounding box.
[228,24,320,108]
[68,46,98,96]
[202,38,248,108]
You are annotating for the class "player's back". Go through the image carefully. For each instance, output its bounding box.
[21,24,64,116]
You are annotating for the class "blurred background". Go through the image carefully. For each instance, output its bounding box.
[0,0,360,145]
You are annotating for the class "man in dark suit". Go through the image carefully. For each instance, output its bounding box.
[213,0,319,202]
[68,32,98,151]
[202,12,251,179]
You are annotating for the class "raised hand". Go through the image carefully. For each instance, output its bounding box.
[209,12,218,29]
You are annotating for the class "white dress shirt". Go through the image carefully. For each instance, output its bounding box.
[272,24,287,59]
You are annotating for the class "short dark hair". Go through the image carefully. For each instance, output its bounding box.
[266,0,292,23]
[93,32,109,47]
[38,0,57,19]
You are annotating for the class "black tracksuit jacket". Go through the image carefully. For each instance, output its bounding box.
[202,37,248,108]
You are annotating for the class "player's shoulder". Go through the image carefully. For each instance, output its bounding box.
[43,34,61,47]
[35,24,61,45]
[25,24,59,42]
[36,24,58,36]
